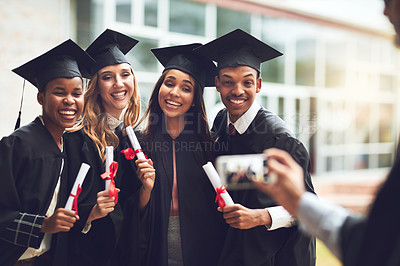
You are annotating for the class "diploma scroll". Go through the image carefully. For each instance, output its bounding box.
[65,163,90,213]
[105,146,113,191]
[126,126,146,160]
[101,146,119,204]
[202,161,234,208]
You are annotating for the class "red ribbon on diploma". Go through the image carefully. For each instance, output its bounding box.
[101,161,119,204]
[120,148,148,160]
[215,186,227,208]
[70,184,82,215]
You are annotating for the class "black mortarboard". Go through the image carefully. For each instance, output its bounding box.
[12,39,95,130]
[12,39,95,92]
[83,29,139,78]
[151,43,217,88]
[194,29,283,73]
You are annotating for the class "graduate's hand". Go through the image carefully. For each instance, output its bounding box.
[87,189,119,223]
[218,204,271,229]
[136,158,155,210]
[41,208,79,233]
[136,158,155,192]
[252,148,305,216]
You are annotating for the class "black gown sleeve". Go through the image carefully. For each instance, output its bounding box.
[0,119,66,265]
[0,135,46,250]
[273,133,315,194]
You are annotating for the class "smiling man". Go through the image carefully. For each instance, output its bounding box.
[195,29,316,266]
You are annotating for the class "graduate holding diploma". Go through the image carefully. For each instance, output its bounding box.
[119,43,227,266]
[0,40,94,265]
[64,29,144,266]
[196,29,316,266]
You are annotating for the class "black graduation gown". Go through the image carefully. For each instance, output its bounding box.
[0,117,69,266]
[119,122,228,266]
[117,129,146,266]
[64,125,140,266]
[212,107,316,266]
[340,143,400,266]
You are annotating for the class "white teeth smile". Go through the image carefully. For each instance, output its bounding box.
[111,91,126,99]
[166,100,181,106]
[230,99,245,104]
[59,110,76,115]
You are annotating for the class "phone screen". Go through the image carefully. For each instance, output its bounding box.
[215,153,268,190]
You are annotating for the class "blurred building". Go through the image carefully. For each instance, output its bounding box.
[1,0,399,185]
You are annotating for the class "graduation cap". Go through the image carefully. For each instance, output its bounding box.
[151,43,217,88]
[12,39,96,130]
[194,28,283,73]
[83,29,139,78]
[12,39,95,92]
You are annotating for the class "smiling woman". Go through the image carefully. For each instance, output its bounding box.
[63,29,145,266]
[39,77,84,138]
[158,69,195,137]
[117,43,228,266]
[0,39,95,266]
[97,63,134,119]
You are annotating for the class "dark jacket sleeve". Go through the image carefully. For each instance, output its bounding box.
[340,215,367,266]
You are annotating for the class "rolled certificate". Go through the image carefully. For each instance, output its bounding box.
[202,161,234,208]
[105,146,113,191]
[126,126,146,160]
[65,163,90,212]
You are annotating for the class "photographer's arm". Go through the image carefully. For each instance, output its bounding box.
[254,148,350,260]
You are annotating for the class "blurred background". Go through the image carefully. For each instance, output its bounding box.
[0,0,398,264]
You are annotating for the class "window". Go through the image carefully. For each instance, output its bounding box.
[278,97,285,118]
[170,0,205,35]
[379,104,393,143]
[355,154,369,169]
[354,103,370,144]
[292,99,301,135]
[217,7,251,36]
[296,38,315,86]
[261,43,285,84]
[379,153,392,167]
[325,38,346,88]
[76,0,92,48]
[261,95,268,108]
[126,37,158,72]
[116,0,131,23]
[326,156,345,171]
[261,18,286,83]
[145,0,158,27]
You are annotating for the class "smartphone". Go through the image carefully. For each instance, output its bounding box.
[215,153,269,190]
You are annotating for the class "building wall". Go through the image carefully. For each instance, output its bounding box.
[0,0,71,137]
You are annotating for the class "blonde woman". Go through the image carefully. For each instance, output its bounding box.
[64,29,148,266]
